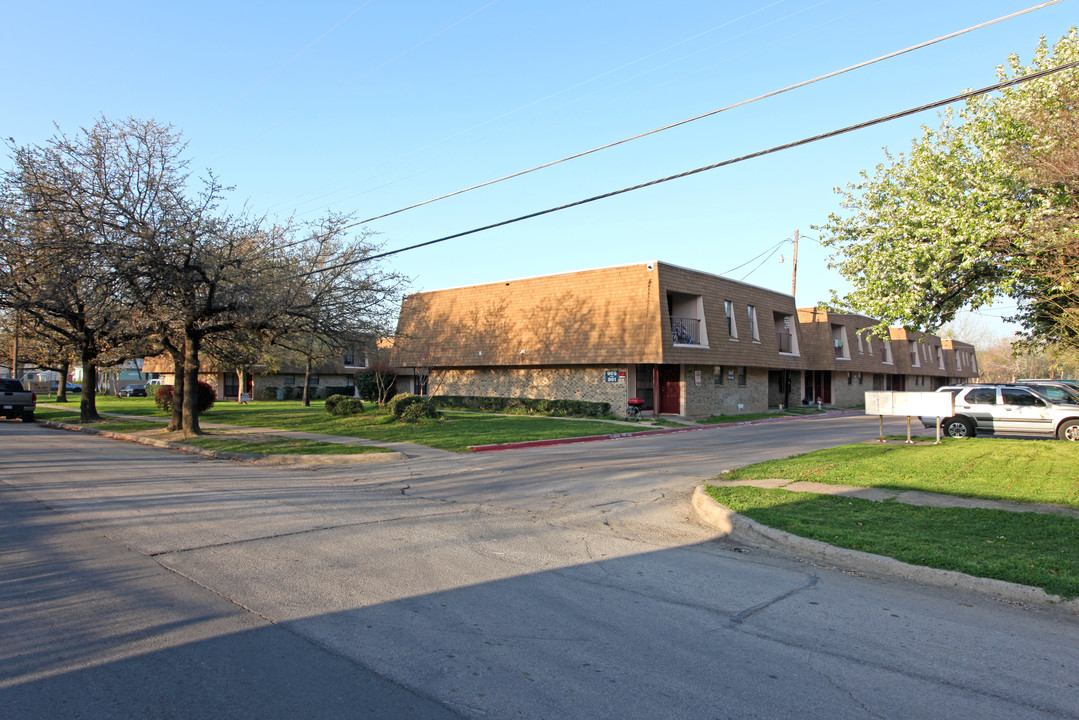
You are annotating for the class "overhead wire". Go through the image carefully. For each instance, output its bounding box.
[297,56,1079,279]
[350,0,1062,226]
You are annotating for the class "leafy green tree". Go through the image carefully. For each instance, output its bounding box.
[821,29,1079,347]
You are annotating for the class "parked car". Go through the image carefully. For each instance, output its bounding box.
[118,384,147,397]
[1014,380,1079,405]
[0,378,35,422]
[48,381,82,393]
[921,384,1079,441]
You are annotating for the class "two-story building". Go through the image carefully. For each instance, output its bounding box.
[392,261,980,418]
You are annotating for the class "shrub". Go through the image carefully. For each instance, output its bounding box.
[429,395,610,417]
[259,386,279,401]
[154,381,217,413]
[355,369,396,403]
[334,398,365,416]
[325,394,348,414]
[400,401,439,422]
[388,393,438,421]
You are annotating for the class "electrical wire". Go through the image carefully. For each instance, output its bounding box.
[295,56,1079,279]
[719,237,791,277]
[351,0,1061,226]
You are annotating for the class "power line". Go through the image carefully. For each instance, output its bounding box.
[299,57,1079,279]
[351,0,1061,226]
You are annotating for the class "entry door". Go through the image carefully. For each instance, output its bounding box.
[657,365,681,415]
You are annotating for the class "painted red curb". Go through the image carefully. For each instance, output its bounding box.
[468,409,863,452]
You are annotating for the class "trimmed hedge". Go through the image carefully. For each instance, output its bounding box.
[386,393,438,421]
[326,394,365,416]
[430,395,610,418]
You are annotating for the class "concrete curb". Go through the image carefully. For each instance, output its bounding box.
[40,421,405,465]
[469,409,864,452]
[691,485,1079,614]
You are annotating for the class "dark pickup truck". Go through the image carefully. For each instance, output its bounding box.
[0,378,36,422]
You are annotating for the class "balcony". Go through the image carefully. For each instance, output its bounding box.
[669,316,701,345]
[776,331,793,353]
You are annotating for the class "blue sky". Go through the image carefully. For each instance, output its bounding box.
[4,1,1075,338]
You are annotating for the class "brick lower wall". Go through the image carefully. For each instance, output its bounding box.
[431,366,628,414]
[684,365,772,417]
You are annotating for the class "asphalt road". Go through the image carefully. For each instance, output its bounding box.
[2,415,1077,719]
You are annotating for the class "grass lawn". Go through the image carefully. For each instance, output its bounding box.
[36,397,636,452]
[706,438,1079,598]
[718,437,1079,508]
[707,486,1079,599]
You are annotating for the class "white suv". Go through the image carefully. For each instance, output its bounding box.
[922,384,1079,441]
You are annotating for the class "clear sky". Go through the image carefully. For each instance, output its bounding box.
[4,1,1075,337]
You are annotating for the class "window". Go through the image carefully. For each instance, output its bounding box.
[831,324,849,359]
[866,335,873,355]
[858,372,864,385]
[857,333,864,355]
[882,340,893,364]
[1002,388,1044,407]
[724,300,738,339]
[774,312,797,354]
[966,388,996,405]
[847,372,853,386]
[747,305,760,341]
[308,375,319,385]
[714,365,723,385]
[737,366,747,387]
[909,341,920,367]
[936,346,945,370]
[283,375,295,386]
[667,292,706,345]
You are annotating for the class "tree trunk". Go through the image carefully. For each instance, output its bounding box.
[57,359,70,403]
[236,367,245,403]
[160,339,184,431]
[181,333,202,437]
[302,357,312,407]
[79,359,102,423]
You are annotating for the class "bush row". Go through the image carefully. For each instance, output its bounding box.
[429,395,610,418]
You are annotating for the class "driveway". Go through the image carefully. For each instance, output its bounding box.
[2,416,1077,719]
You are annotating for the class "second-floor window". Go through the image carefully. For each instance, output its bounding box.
[747,305,760,341]
[724,300,738,339]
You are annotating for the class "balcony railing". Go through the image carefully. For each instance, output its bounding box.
[776,331,793,353]
[669,316,701,345]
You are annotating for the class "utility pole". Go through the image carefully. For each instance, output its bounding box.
[791,229,799,298]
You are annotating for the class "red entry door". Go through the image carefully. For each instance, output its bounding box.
[658,365,681,415]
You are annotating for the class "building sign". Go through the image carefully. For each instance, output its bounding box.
[604,370,620,383]
[694,370,702,387]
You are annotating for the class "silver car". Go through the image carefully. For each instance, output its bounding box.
[922,384,1079,441]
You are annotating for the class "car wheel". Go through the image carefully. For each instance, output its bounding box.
[21,413,34,423]
[942,417,974,438]
[1058,419,1079,442]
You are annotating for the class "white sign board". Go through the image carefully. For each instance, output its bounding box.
[865,391,953,417]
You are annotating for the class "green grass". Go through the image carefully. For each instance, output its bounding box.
[37,398,634,452]
[706,485,1079,599]
[719,438,1079,508]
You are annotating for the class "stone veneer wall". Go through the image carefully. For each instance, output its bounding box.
[831,370,869,407]
[683,365,772,418]
[431,366,629,414]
